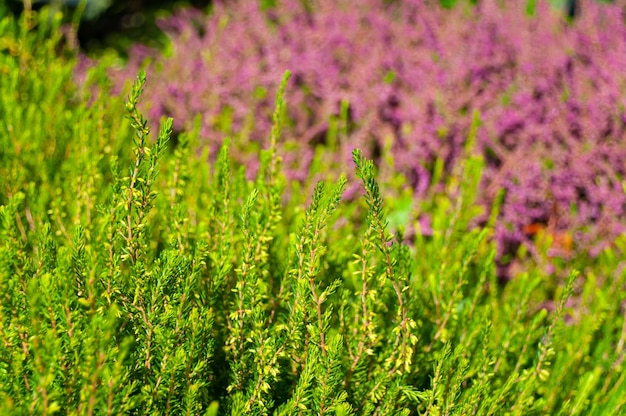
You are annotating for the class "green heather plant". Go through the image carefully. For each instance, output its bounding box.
[2,8,626,415]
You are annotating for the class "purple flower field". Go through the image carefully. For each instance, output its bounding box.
[108,0,626,276]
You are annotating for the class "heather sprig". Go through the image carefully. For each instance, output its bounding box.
[121,70,172,268]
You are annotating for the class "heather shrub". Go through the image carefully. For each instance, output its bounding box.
[3,9,626,413]
[108,0,626,277]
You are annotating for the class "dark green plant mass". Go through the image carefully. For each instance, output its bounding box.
[1,6,626,416]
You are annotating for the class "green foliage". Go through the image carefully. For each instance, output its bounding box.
[1,7,626,415]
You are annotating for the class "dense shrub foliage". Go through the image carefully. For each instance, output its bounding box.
[108,0,626,277]
[2,6,626,414]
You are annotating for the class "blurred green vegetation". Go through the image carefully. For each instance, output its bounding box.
[1,0,212,55]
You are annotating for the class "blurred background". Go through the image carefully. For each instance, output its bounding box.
[2,0,615,55]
